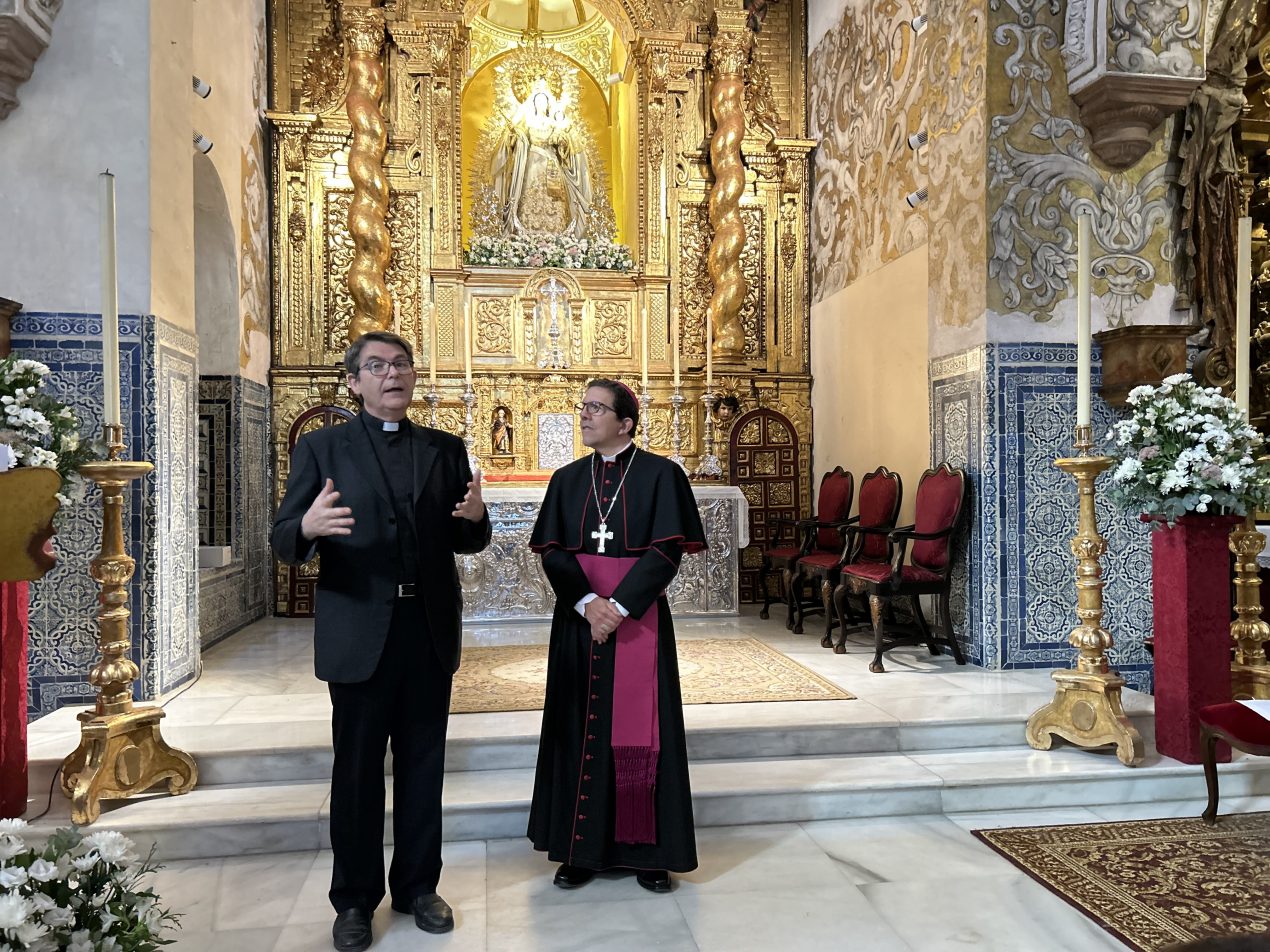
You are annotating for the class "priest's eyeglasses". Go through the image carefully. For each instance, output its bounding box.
[575,400,616,416]
[360,358,416,377]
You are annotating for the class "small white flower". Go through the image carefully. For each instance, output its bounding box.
[80,831,136,867]
[0,865,28,888]
[26,858,58,883]
[0,892,33,929]
[66,929,94,952]
[14,920,49,945]
[39,904,74,929]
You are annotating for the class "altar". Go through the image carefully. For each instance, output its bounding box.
[459,485,749,622]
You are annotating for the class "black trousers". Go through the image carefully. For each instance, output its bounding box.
[327,598,452,913]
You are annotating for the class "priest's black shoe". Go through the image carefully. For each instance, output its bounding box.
[553,864,595,889]
[331,908,372,951]
[636,869,672,893]
[403,893,453,934]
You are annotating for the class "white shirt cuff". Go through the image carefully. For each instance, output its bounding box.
[610,598,629,617]
[575,593,598,617]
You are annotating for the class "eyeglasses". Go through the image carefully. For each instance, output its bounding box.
[360,358,415,377]
[575,400,616,416]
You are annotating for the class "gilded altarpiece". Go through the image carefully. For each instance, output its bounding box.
[266,0,814,611]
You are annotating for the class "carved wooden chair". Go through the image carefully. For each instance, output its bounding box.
[1199,702,1270,824]
[833,464,968,673]
[787,467,903,651]
[760,467,854,631]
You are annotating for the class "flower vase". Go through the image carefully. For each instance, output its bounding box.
[0,580,29,818]
[1150,513,1241,764]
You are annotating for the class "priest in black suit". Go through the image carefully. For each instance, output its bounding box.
[528,378,707,893]
[271,330,490,952]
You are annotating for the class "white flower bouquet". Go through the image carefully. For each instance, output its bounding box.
[1105,372,1270,524]
[0,356,98,512]
[464,233,635,271]
[0,820,178,951]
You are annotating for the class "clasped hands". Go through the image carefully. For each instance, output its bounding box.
[584,597,624,645]
[300,470,486,541]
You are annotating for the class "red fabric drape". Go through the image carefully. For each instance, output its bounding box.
[0,581,28,818]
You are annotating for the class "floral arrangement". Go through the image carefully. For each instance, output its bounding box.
[1105,372,1270,524]
[0,820,179,951]
[0,356,98,510]
[465,233,634,272]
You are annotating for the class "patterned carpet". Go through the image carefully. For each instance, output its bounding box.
[974,813,1270,951]
[451,638,854,714]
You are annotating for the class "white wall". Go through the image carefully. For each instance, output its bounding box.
[811,246,931,523]
[0,1,151,315]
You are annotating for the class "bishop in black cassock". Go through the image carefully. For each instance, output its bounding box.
[528,379,707,891]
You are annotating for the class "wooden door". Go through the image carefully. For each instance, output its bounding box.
[728,408,801,603]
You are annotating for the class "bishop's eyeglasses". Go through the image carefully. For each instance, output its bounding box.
[360,358,416,377]
[575,400,616,416]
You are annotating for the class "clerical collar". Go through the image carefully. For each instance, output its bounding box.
[362,410,407,433]
[599,442,634,463]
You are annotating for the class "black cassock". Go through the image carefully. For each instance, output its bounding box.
[528,442,707,872]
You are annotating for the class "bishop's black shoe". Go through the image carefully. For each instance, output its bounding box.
[402,893,453,934]
[331,907,372,951]
[553,863,596,889]
[636,869,672,893]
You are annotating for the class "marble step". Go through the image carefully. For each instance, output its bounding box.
[24,693,1156,793]
[21,741,1264,862]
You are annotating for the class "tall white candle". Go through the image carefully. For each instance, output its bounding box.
[705,311,713,389]
[671,306,681,386]
[464,297,473,384]
[99,171,121,428]
[1076,212,1091,428]
[428,300,437,387]
[641,303,649,389]
[1237,216,1252,412]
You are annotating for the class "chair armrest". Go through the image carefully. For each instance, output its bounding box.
[890,526,953,542]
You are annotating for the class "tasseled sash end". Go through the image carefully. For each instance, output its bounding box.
[614,745,659,843]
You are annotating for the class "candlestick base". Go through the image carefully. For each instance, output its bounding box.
[692,391,723,480]
[425,385,440,429]
[61,433,198,824]
[1024,448,1144,767]
[462,385,479,475]
[668,388,687,472]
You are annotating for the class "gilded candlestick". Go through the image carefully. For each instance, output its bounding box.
[639,387,652,452]
[424,383,440,429]
[1026,434,1144,767]
[1230,513,1270,699]
[462,384,478,474]
[60,424,198,824]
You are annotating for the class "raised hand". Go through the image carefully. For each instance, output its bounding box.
[301,478,355,540]
[453,467,486,522]
[584,597,625,644]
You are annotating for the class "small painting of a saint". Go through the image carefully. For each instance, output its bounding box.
[492,406,514,455]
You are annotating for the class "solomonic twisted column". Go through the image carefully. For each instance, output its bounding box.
[705,22,752,360]
[343,5,392,341]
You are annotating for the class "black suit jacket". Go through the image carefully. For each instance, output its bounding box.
[271,416,491,683]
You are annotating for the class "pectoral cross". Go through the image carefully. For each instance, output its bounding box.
[591,522,614,554]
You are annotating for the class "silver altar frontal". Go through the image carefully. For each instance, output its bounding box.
[460,485,750,621]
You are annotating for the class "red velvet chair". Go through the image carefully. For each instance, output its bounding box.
[1199,702,1270,824]
[760,468,854,631]
[788,467,902,648]
[833,464,969,673]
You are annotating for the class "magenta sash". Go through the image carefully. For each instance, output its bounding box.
[576,554,660,844]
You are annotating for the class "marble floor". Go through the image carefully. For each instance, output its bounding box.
[29,608,1270,950]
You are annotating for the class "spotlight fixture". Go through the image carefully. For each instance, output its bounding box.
[908,130,928,150]
[192,75,212,98]
[607,71,623,85]
[911,14,929,34]
[905,186,929,208]
[193,131,214,155]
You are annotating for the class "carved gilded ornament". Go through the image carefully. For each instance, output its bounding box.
[475,298,515,355]
[592,300,631,356]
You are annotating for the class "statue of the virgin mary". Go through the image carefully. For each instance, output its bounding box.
[489,76,594,239]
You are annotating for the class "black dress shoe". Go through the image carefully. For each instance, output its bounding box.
[408,893,454,934]
[332,908,372,952]
[553,863,595,889]
[636,869,672,893]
